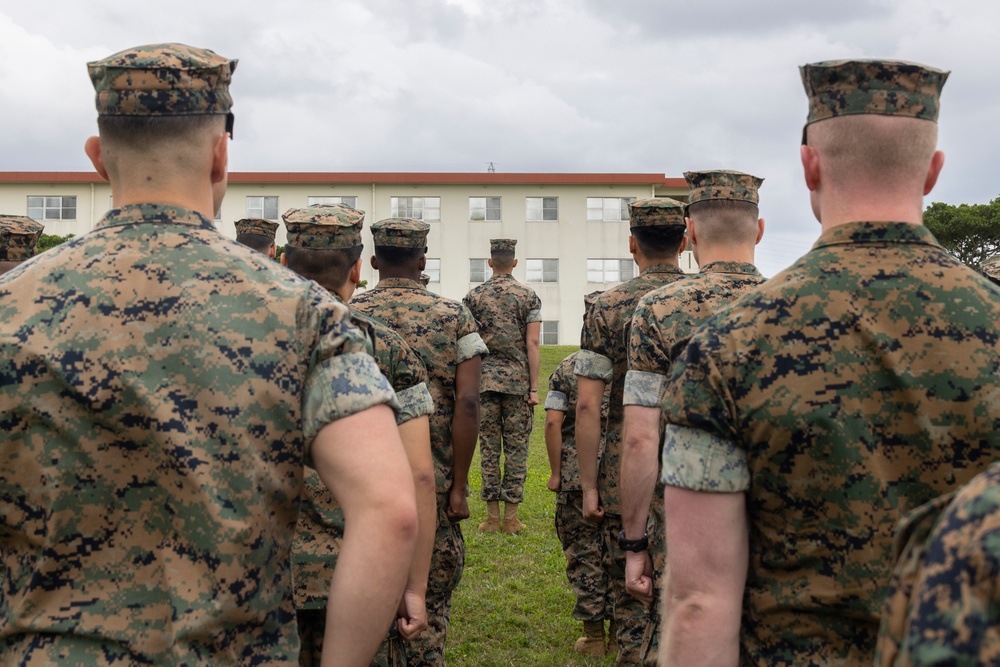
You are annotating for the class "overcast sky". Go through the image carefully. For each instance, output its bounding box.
[2,0,997,276]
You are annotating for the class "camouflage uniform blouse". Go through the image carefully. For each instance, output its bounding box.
[0,204,397,665]
[876,462,1000,666]
[294,301,434,611]
[661,221,1000,665]
[463,273,541,394]
[574,263,687,516]
[547,352,611,492]
[351,277,488,493]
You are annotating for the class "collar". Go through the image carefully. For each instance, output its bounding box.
[641,262,686,276]
[698,261,763,277]
[812,221,940,250]
[95,203,216,232]
[375,277,425,290]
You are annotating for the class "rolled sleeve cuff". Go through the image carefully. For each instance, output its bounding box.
[544,390,568,412]
[623,370,667,407]
[574,349,613,383]
[303,351,400,448]
[661,425,749,493]
[457,332,488,364]
[396,382,435,424]
[526,308,542,323]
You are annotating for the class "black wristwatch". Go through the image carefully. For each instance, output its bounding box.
[617,530,648,553]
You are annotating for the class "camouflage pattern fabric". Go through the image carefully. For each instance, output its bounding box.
[296,610,407,667]
[282,204,365,250]
[0,215,43,261]
[661,221,1000,665]
[801,59,948,125]
[556,491,610,622]
[478,391,534,503]
[235,217,278,239]
[603,513,648,665]
[575,263,688,516]
[981,254,1000,285]
[0,203,397,664]
[88,43,237,116]
[624,260,765,664]
[684,170,763,206]
[463,273,541,394]
[876,462,1000,666]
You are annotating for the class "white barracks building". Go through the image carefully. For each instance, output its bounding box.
[0,171,696,345]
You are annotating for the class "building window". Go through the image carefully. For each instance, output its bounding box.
[526,196,558,221]
[541,321,559,345]
[247,196,279,220]
[27,196,77,220]
[469,258,489,283]
[308,195,358,209]
[586,197,635,222]
[425,258,441,283]
[469,196,501,222]
[587,259,636,283]
[526,258,559,283]
[391,196,441,221]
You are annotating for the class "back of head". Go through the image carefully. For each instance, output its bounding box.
[235,218,278,255]
[684,170,763,249]
[800,59,946,191]
[628,198,687,260]
[282,204,366,291]
[489,238,517,271]
[371,218,429,272]
[0,215,44,272]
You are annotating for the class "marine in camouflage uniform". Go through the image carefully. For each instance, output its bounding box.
[659,60,1000,666]
[620,170,766,667]
[981,254,1000,286]
[351,217,488,667]
[463,238,541,533]
[279,205,436,667]
[545,336,614,656]
[875,462,1000,666]
[0,215,43,276]
[574,197,688,665]
[0,44,416,666]
[234,217,278,258]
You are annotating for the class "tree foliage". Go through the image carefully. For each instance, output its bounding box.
[36,233,75,254]
[923,197,1000,269]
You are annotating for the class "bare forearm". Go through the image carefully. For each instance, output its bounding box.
[661,585,741,667]
[527,342,540,392]
[398,417,436,596]
[575,379,605,491]
[544,414,563,478]
[621,405,660,538]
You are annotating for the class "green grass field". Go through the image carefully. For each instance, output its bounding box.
[445,345,617,667]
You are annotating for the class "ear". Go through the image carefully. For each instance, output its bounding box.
[755,217,765,245]
[85,136,109,181]
[211,131,229,185]
[418,254,427,271]
[269,243,277,259]
[487,258,494,269]
[349,258,363,284]
[511,258,518,269]
[800,144,820,192]
[628,235,637,255]
[280,252,288,266]
[370,255,379,271]
[685,216,697,247]
[923,150,945,195]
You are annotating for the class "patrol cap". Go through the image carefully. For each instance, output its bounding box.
[282,204,365,250]
[234,218,278,239]
[88,43,237,118]
[800,59,949,126]
[371,217,430,248]
[628,198,686,229]
[0,215,44,261]
[685,170,764,206]
[490,238,517,254]
[981,255,1000,284]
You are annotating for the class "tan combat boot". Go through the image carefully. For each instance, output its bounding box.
[478,500,501,532]
[574,620,606,656]
[607,618,618,655]
[501,502,525,533]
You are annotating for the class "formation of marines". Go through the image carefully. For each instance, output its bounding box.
[0,38,998,667]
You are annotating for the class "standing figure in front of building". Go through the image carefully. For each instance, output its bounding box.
[619,170,766,666]
[281,204,437,667]
[659,59,1000,666]
[0,43,418,666]
[464,238,541,534]
[575,197,688,664]
[0,215,43,276]
[351,218,488,667]
[235,216,278,258]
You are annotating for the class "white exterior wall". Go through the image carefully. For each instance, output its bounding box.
[2,174,694,345]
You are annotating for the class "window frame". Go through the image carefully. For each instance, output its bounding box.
[525,196,558,222]
[586,196,635,222]
[587,258,637,283]
[526,258,559,283]
[469,258,489,283]
[308,195,359,209]
[27,195,77,221]
[425,258,441,283]
[541,320,559,345]
[246,195,279,221]
[391,196,441,222]
[469,196,502,222]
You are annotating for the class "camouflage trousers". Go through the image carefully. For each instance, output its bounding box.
[555,490,610,622]
[479,391,534,504]
[603,513,652,667]
[296,609,407,666]
[639,484,666,667]
[403,493,466,667]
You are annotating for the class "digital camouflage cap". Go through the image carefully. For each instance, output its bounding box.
[282,204,365,250]
[981,255,1000,284]
[88,43,237,117]
[800,59,948,126]
[628,197,686,229]
[490,238,517,254]
[685,170,764,206]
[234,218,278,239]
[0,215,43,261]
[371,217,430,248]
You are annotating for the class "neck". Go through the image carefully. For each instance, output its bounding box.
[694,244,755,267]
[378,266,421,281]
[816,185,925,232]
[635,254,677,273]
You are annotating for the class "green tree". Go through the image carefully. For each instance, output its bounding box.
[923,197,1000,269]
[36,233,75,253]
